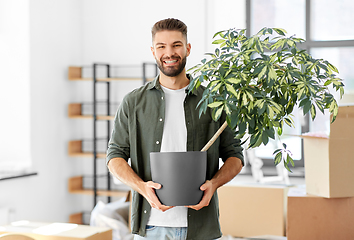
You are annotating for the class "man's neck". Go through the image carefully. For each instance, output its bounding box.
[159,70,189,90]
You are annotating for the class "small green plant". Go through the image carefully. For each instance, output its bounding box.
[189,27,344,171]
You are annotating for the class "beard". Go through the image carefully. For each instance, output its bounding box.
[156,55,187,77]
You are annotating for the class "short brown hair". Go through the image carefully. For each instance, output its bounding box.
[151,18,188,42]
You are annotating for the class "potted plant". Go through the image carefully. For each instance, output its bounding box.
[188,27,344,171]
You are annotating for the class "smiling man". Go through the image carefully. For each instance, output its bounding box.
[107,18,244,240]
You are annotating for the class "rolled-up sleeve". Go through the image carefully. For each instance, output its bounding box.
[106,95,131,165]
[219,113,244,165]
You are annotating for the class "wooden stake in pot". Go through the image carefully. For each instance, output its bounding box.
[201,121,228,152]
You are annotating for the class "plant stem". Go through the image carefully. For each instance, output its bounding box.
[201,121,228,152]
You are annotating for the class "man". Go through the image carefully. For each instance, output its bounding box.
[107,18,244,240]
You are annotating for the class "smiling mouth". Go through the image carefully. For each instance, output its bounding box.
[164,60,177,64]
[162,58,179,66]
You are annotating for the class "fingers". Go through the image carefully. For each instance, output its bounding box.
[144,181,174,212]
[186,196,209,211]
[146,181,161,190]
[186,180,214,211]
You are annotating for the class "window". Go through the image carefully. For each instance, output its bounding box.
[311,0,354,41]
[311,47,354,94]
[251,0,306,39]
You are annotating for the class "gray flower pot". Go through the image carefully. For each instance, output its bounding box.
[150,151,207,206]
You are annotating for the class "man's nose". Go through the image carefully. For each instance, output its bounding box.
[165,46,174,57]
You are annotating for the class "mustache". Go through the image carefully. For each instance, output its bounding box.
[161,55,181,61]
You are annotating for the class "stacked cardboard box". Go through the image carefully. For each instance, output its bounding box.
[287,187,354,239]
[218,183,291,238]
[287,105,354,239]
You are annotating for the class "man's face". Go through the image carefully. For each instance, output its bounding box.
[151,30,191,77]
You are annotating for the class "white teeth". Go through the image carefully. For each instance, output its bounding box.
[164,60,177,64]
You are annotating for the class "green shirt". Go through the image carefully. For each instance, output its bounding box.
[107,75,244,240]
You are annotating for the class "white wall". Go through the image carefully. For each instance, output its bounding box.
[0,0,32,224]
[0,0,84,223]
[0,1,31,169]
[29,0,85,222]
[81,0,207,67]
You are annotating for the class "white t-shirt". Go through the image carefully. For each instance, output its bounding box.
[147,85,188,227]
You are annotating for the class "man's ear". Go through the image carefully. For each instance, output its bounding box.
[151,46,156,58]
[186,43,191,57]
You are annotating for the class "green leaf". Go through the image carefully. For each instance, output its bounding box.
[330,102,339,123]
[245,90,254,101]
[273,148,282,155]
[310,104,316,120]
[273,28,287,36]
[238,121,247,135]
[213,30,225,38]
[287,154,295,167]
[212,39,225,45]
[303,100,312,115]
[226,84,238,97]
[268,67,277,80]
[214,106,224,121]
[212,82,222,92]
[258,65,267,79]
[274,152,282,165]
[215,48,220,57]
[208,101,223,108]
[328,62,339,73]
[227,78,242,84]
[284,161,293,173]
[284,117,294,128]
[255,39,263,53]
[315,100,325,114]
[277,126,283,136]
[242,93,248,105]
[262,131,269,145]
[257,101,266,116]
[265,128,275,139]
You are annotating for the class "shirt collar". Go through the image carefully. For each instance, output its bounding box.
[147,74,198,96]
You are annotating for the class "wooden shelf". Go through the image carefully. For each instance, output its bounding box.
[68,176,129,198]
[68,66,154,82]
[69,212,83,224]
[68,140,106,159]
[68,103,114,120]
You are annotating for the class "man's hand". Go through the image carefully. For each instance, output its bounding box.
[108,158,174,212]
[143,181,174,212]
[186,180,216,211]
[186,157,243,211]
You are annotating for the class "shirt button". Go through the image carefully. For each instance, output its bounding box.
[161,97,164,100]
[156,141,160,145]
[159,118,163,122]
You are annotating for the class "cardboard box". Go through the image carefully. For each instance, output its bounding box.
[218,183,291,237]
[303,105,354,198]
[0,221,112,240]
[287,187,354,240]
